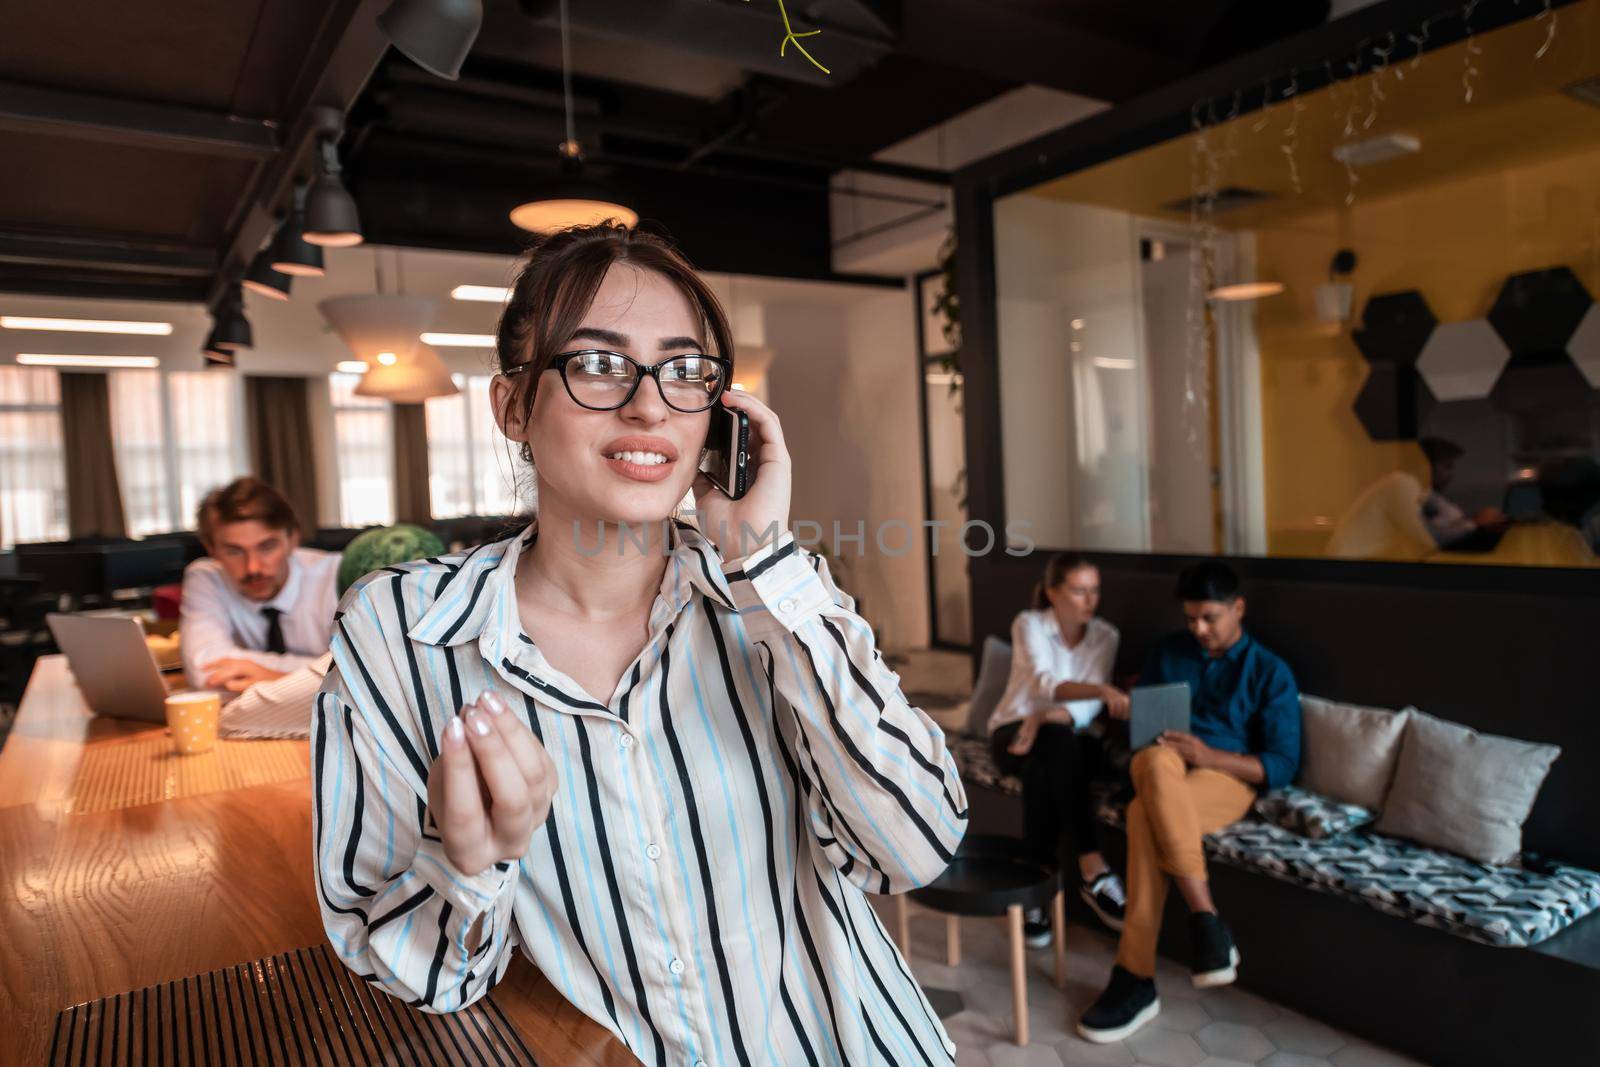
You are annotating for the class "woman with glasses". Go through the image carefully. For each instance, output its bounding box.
[313,223,967,1067]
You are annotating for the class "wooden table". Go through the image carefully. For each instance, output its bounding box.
[0,656,637,1067]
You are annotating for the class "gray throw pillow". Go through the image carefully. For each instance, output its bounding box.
[1373,710,1561,866]
[1299,695,1411,811]
[1255,785,1377,840]
[963,635,1013,739]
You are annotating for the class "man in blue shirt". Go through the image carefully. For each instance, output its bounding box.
[1078,561,1300,1044]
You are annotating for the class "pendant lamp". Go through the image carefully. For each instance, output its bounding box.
[509,0,635,234]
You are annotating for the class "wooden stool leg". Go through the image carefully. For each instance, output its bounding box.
[1007,903,1028,1046]
[945,914,960,967]
[896,894,911,958]
[1052,889,1066,989]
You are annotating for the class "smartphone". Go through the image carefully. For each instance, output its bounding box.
[701,405,751,499]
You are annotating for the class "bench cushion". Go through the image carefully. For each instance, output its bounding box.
[951,735,1600,948]
[1207,820,1600,948]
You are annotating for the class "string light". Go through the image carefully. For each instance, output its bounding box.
[1535,0,1557,59]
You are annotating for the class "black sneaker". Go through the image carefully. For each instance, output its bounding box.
[1077,965,1160,1043]
[1189,912,1240,988]
[1022,907,1052,949]
[1080,872,1127,933]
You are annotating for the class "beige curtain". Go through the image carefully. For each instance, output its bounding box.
[245,376,320,537]
[392,403,432,525]
[60,372,128,539]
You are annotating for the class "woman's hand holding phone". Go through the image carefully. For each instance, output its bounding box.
[693,390,791,564]
[426,690,558,876]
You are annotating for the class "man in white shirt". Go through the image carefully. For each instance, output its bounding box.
[180,477,340,693]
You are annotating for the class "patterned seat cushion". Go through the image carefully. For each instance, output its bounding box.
[948,734,1021,796]
[1254,786,1378,840]
[1206,820,1600,948]
[949,735,1600,947]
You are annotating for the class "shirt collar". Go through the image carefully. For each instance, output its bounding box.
[407,518,735,649]
[1218,630,1254,664]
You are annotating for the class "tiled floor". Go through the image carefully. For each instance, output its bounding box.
[871,898,1425,1067]
[883,649,1424,1067]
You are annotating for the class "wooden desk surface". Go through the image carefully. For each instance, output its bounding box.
[0,656,637,1067]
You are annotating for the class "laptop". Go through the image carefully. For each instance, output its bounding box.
[1129,682,1192,750]
[46,613,186,723]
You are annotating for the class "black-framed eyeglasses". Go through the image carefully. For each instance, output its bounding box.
[504,349,731,413]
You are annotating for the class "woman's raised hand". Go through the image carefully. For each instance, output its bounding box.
[692,389,792,562]
[426,690,557,876]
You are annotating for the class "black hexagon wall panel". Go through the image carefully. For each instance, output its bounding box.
[1487,266,1592,356]
[1352,290,1436,366]
[1488,351,1595,415]
[1354,363,1437,441]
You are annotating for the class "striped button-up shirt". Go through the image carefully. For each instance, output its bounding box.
[313,520,968,1066]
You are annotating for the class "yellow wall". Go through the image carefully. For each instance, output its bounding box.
[1255,145,1600,555]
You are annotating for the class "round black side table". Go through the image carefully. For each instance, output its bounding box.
[896,834,1064,1047]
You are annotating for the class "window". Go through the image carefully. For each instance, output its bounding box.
[108,370,247,535]
[0,366,67,549]
[329,373,395,527]
[107,371,169,537]
[425,374,520,518]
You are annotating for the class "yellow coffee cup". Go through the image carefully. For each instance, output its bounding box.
[165,691,221,754]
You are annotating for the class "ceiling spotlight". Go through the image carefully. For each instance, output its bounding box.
[336,360,369,374]
[242,239,294,301]
[303,122,363,247]
[202,327,235,367]
[213,288,253,351]
[378,0,484,81]
[269,183,326,277]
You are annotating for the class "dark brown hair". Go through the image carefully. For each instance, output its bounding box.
[1030,552,1096,610]
[196,476,301,544]
[495,223,735,466]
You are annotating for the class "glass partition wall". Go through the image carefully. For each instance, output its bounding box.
[993,3,1600,569]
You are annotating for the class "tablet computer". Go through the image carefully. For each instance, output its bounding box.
[1129,682,1192,750]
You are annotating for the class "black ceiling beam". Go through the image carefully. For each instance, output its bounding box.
[0,81,281,159]
[375,75,953,185]
[0,269,210,303]
[0,232,215,275]
[205,0,392,309]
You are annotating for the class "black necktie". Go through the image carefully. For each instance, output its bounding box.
[262,607,286,654]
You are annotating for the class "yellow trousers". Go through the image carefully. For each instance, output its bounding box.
[1114,745,1255,977]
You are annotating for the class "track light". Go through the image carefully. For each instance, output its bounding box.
[304,136,363,248]
[213,287,253,352]
[378,0,484,81]
[269,183,326,277]
[242,236,294,300]
[202,327,234,367]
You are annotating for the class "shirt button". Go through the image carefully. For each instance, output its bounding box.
[619,734,635,750]
[668,958,685,976]
[778,597,797,613]
[646,843,662,861]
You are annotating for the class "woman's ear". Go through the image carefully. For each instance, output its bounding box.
[490,374,529,441]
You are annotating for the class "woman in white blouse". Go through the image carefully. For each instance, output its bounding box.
[312,223,966,1067]
[989,553,1129,945]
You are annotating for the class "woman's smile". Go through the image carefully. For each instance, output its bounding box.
[600,433,679,483]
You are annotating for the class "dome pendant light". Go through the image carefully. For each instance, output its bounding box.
[509,0,636,234]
